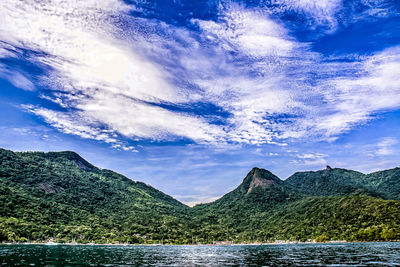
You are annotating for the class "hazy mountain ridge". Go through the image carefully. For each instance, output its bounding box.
[1,148,400,244]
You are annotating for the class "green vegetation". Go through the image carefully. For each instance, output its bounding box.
[1,149,400,244]
[284,166,400,199]
[0,149,190,244]
[190,168,400,243]
[315,235,330,243]
[365,168,400,200]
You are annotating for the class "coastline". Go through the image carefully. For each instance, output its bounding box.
[2,240,399,246]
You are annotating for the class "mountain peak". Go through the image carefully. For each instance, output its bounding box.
[45,151,95,171]
[325,165,333,171]
[245,167,281,194]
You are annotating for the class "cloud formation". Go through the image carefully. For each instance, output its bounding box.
[0,0,400,150]
[292,152,328,166]
[318,46,400,137]
[369,137,398,157]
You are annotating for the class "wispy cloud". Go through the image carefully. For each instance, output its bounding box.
[1,0,400,151]
[194,6,297,58]
[175,195,220,207]
[0,66,35,91]
[0,0,226,146]
[348,0,400,22]
[376,137,398,156]
[271,0,343,31]
[292,152,328,166]
[22,105,137,152]
[318,46,400,137]
[369,137,398,157]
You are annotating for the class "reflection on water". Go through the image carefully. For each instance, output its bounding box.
[1,242,400,266]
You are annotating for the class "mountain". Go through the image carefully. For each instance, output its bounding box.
[1,148,400,244]
[190,166,400,243]
[365,168,400,200]
[0,148,190,244]
[254,195,400,242]
[200,167,298,208]
[284,166,400,200]
[189,167,301,243]
[284,167,378,197]
[191,167,299,216]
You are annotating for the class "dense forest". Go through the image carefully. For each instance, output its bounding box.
[1,148,400,244]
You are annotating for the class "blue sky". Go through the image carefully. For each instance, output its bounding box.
[1,0,400,205]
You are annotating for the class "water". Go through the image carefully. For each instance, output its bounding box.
[1,242,400,266]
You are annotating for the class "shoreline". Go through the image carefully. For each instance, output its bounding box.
[2,240,399,246]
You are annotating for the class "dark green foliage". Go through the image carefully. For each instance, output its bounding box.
[260,196,400,242]
[365,168,400,200]
[0,148,190,244]
[189,168,302,243]
[285,168,377,197]
[1,148,400,244]
[315,235,329,243]
[284,167,400,200]
[190,168,400,243]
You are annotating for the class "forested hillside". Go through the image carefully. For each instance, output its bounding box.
[1,148,400,244]
[284,166,400,200]
[0,149,190,244]
[190,167,400,243]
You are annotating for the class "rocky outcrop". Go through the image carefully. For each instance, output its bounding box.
[245,167,281,194]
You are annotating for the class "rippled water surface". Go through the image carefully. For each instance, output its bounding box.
[1,242,400,266]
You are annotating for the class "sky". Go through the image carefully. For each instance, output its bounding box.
[1,0,400,206]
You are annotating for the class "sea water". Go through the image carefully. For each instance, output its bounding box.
[1,242,400,266]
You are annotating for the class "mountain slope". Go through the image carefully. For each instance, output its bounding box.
[189,168,303,242]
[284,167,379,197]
[365,168,400,200]
[1,148,400,244]
[0,148,190,244]
[253,196,400,242]
[284,166,400,200]
[192,167,300,214]
[190,167,400,243]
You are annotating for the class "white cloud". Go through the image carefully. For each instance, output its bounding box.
[293,152,327,166]
[0,45,16,58]
[177,195,220,207]
[0,0,228,146]
[317,46,400,137]
[1,1,400,150]
[0,44,34,91]
[194,7,297,58]
[373,137,398,156]
[189,7,314,144]
[22,105,137,152]
[75,92,226,143]
[191,5,400,145]
[270,0,343,31]
[296,153,326,159]
[350,0,399,22]
[0,0,182,102]
[0,66,35,91]
[1,1,308,146]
